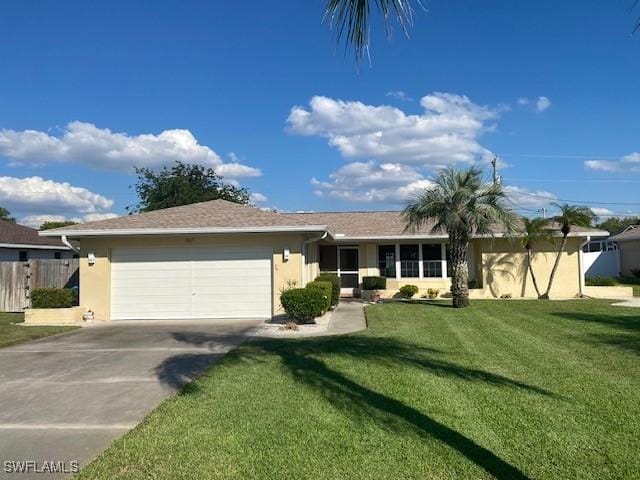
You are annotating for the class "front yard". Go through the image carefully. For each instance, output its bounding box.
[0,312,78,348]
[80,300,639,479]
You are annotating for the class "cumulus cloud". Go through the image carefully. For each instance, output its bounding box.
[249,192,268,203]
[503,185,558,210]
[536,96,551,112]
[584,152,640,173]
[18,212,119,228]
[590,207,613,217]
[386,90,413,102]
[0,176,117,226]
[287,93,497,167]
[0,121,261,177]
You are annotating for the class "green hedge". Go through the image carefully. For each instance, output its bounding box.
[362,276,386,290]
[280,288,326,323]
[31,288,74,308]
[399,284,419,299]
[315,274,340,306]
[306,281,332,311]
[585,276,617,287]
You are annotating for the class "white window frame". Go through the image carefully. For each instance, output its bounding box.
[377,242,450,280]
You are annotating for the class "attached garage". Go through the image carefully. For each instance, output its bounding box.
[110,245,273,320]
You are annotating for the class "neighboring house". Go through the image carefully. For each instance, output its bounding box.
[40,199,607,322]
[611,226,640,277]
[0,219,76,261]
[582,236,619,278]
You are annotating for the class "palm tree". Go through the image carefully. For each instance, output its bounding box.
[323,0,416,62]
[540,203,595,299]
[520,217,552,298]
[403,167,517,308]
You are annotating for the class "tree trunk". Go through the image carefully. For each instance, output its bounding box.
[541,234,567,299]
[450,238,470,308]
[526,248,542,298]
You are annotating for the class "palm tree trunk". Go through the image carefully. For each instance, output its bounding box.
[526,248,542,298]
[450,239,470,308]
[541,235,567,299]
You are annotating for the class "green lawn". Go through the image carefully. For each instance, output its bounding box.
[79,300,640,480]
[0,312,78,348]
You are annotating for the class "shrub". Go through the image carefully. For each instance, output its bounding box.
[631,268,640,279]
[362,276,386,290]
[280,288,326,323]
[305,281,332,311]
[31,288,74,308]
[315,274,341,306]
[398,284,419,299]
[427,288,440,299]
[585,276,617,287]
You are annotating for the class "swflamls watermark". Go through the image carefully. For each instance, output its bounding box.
[3,460,80,474]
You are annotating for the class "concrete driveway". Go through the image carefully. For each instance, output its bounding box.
[0,319,262,479]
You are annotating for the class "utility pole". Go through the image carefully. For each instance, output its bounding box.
[538,207,547,219]
[491,155,501,185]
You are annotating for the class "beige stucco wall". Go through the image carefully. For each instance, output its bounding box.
[618,240,640,277]
[79,233,305,321]
[479,237,582,299]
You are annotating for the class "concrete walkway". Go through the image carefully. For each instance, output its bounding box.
[612,297,640,308]
[0,319,262,479]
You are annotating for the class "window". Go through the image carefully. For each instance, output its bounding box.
[422,244,442,277]
[378,245,396,278]
[319,245,338,272]
[54,252,61,259]
[18,251,28,262]
[400,244,419,278]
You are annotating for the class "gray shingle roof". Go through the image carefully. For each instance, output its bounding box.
[0,219,68,248]
[611,226,640,242]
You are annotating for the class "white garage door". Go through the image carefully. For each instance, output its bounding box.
[111,246,272,320]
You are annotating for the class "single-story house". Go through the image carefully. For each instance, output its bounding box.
[40,199,607,322]
[610,226,640,277]
[0,219,77,261]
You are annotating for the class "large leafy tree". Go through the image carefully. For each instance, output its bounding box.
[40,220,79,231]
[520,217,552,299]
[129,162,251,213]
[596,216,640,236]
[0,206,15,223]
[403,167,517,308]
[541,203,595,299]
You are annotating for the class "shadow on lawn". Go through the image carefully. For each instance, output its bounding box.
[166,332,559,479]
[552,311,640,355]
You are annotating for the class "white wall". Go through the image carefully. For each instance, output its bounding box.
[584,250,619,277]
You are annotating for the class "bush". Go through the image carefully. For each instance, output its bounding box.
[398,284,419,299]
[280,288,326,323]
[427,288,440,299]
[31,288,74,308]
[631,268,640,279]
[305,281,332,311]
[585,276,617,287]
[315,274,341,306]
[362,276,386,290]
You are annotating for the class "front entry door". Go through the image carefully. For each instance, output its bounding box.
[338,246,359,296]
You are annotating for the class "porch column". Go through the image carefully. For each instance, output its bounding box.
[441,243,447,279]
[418,242,424,279]
[395,244,401,280]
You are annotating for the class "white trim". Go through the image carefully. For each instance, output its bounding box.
[395,244,401,280]
[40,225,331,238]
[441,243,447,279]
[329,231,604,241]
[0,243,70,250]
[418,242,424,278]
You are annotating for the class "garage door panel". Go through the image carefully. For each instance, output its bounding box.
[111,246,272,320]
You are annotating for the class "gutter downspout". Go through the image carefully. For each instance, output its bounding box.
[302,231,328,286]
[578,235,590,296]
[61,235,80,254]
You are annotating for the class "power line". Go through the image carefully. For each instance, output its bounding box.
[504,178,640,183]
[510,190,640,206]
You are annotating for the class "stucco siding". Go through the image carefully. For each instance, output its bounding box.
[79,233,304,321]
[618,240,640,277]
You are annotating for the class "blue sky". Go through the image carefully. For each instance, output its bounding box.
[0,0,639,227]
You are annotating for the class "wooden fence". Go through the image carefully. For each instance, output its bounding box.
[0,259,79,312]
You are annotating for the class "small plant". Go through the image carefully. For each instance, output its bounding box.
[499,293,513,299]
[279,278,299,295]
[398,284,419,299]
[305,281,332,312]
[630,268,640,279]
[362,276,387,290]
[280,288,325,323]
[427,288,440,299]
[315,274,341,307]
[585,276,617,287]
[31,288,75,309]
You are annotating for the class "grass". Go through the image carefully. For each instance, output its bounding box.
[0,312,78,348]
[79,300,640,480]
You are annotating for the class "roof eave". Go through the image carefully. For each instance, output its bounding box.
[0,242,70,250]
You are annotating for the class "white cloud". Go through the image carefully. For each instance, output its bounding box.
[516,97,530,105]
[584,152,640,173]
[250,192,268,203]
[386,90,413,102]
[0,176,116,227]
[0,121,261,177]
[536,96,551,112]
[287,93,497,167]
[503,185,558,210]
[590,207,613,217]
